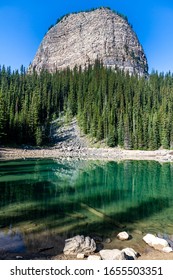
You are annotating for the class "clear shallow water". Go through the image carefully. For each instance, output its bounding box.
[0,158,173,256]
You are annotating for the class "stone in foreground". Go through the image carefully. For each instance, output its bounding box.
[143,233,171,252]
[63,235,96,255]
[117,231,129,240]
[99,249,125,260]
[87,255,101,260]
[77,253,85,259]
[121,248,138,260]
[162,247,173,253]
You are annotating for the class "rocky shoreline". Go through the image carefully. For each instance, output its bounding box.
[63,232,173,260]
[2,231,173,260]
[0,146,173,163]
[52,232,173,261]
[1,118,173,162]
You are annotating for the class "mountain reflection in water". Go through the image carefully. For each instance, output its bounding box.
[0,159,173,255]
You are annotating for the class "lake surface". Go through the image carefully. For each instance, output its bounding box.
[0,158,173,257]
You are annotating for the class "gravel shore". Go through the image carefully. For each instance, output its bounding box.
[1,146,173,162]
[1,118,173,162]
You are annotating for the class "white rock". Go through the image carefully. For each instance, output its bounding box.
[121,248,138,260]
[87,255,101,260]
[63,235,96,255]
[143,234,169,251]
[117,231,129,240]
[16,256,23,259]
[77,253,85,259]
[103,238,111,243]
[162,247,173,253]
[99,249,125,260]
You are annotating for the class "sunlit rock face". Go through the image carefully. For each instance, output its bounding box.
[29,8,148,76]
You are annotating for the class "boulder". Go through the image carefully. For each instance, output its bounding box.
[87,255,101,260]
[77,253,85,259]
[157,233,173,249]
[92,236,103,242]
[143,233,170,251]
[121,248,138,260]
[103,238,112,244]
[63,235,96,255]
[133,230,142,235]
[117,231,129,240]
[16,256,23,259]
[99,249,125,260]
[162,247,173,253]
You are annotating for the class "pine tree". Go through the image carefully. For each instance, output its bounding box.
[0,91,6,142]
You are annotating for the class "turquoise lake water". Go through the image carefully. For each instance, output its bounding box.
[0,158,173,256]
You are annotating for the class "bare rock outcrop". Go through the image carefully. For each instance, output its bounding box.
[63,235,96,255]
[29,7,148,76]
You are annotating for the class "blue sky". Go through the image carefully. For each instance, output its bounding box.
[0,0,173,73]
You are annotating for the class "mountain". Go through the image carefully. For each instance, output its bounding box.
[29,7,148,76]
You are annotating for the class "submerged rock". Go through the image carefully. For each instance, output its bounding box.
[63,235,96,255]
[133,230,142,235]
[16,256,23,259]
[157,233,173,249]
[103,238,112,244]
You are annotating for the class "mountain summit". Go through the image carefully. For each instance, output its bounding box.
[29,7,148,76]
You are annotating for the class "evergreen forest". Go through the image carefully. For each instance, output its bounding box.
[0,61,173,150]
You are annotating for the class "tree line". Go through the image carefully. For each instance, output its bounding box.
[0,62,173,149]
[48,7,131,32]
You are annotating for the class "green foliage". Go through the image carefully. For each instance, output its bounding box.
[35,127,43,146]
[0,62,173,150]
[116,11,128,22]
[0,66,70,145]
[56,14,70,24]
[0,91,6,142]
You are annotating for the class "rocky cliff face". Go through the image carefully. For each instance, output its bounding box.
[29,8,148,76]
